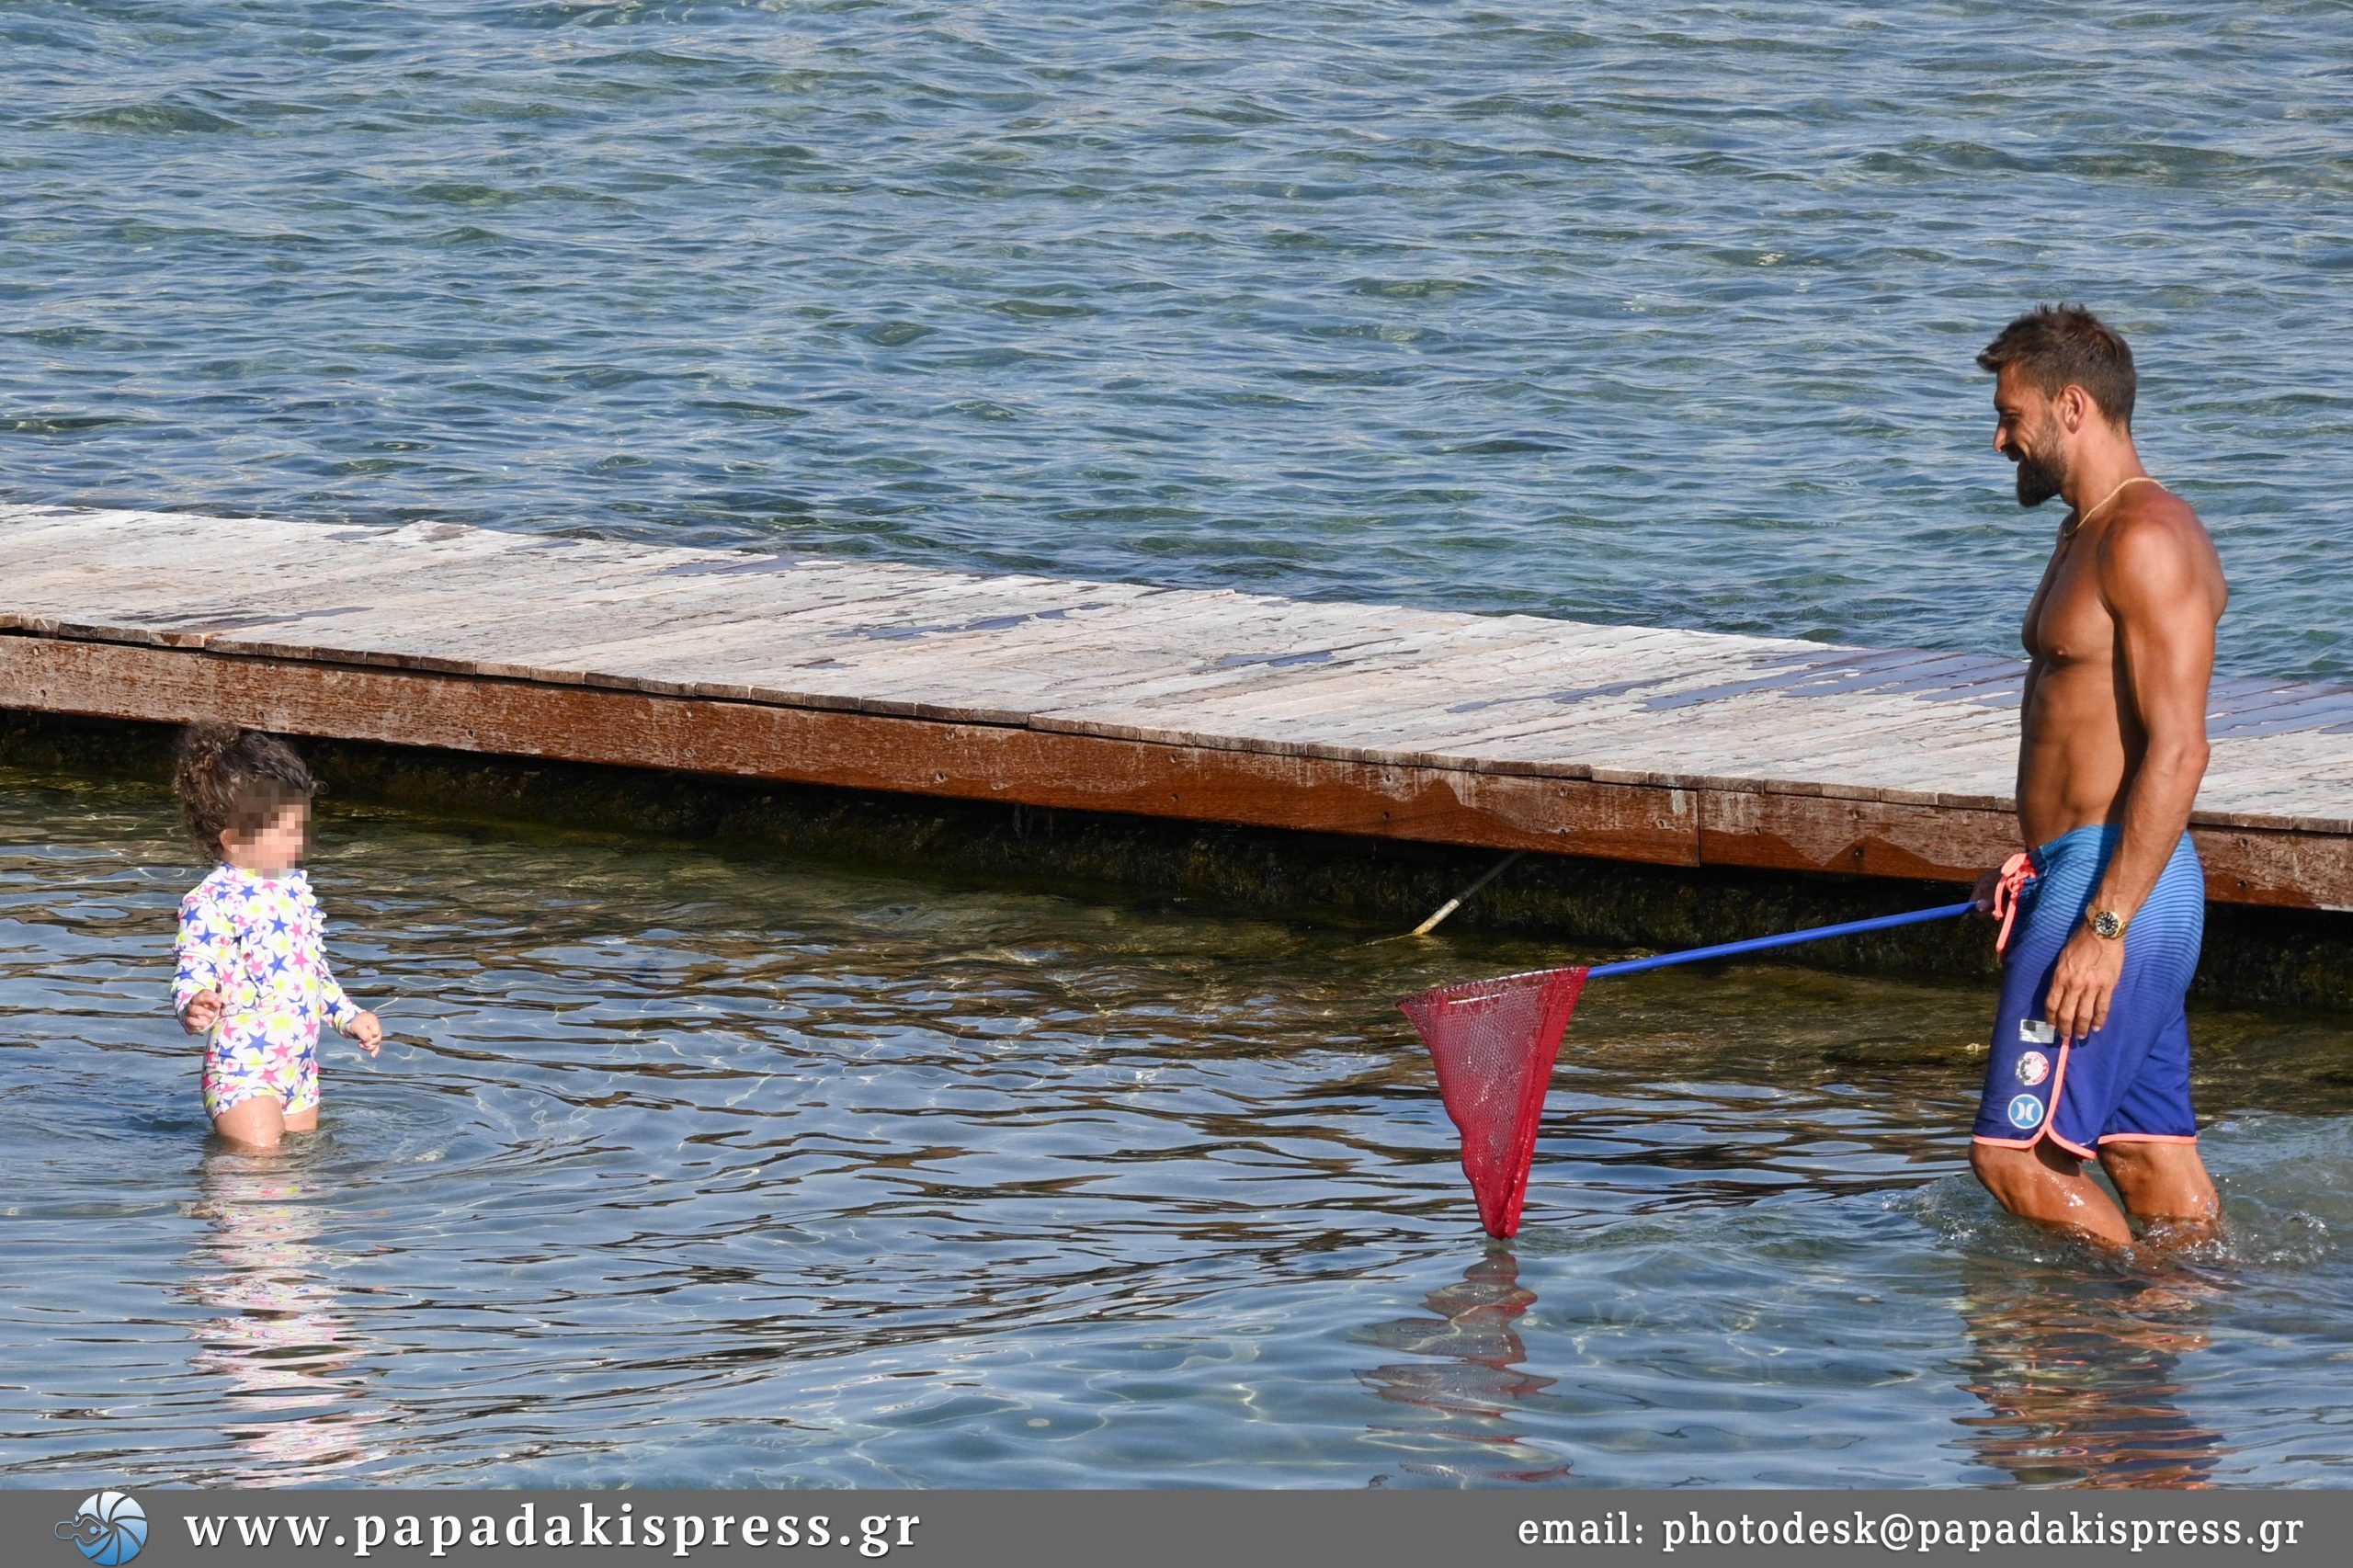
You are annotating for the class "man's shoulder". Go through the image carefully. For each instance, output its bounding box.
[2101,484,2211,553]
[2097,486,2224,605]
[2111,479,2202,527]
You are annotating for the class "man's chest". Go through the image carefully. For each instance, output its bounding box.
[2024,550,2115,669]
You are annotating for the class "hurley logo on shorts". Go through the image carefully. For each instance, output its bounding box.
[2006,1094,2046,1130]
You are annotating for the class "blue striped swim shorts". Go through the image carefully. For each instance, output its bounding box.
[1972,824,2204,1159]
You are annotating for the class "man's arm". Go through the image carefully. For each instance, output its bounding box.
[2095,512,2216,921]
[2042,509,2216,1042]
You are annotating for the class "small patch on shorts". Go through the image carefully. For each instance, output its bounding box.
[2006,1093,2046,1130]
[2018,1017,2056,1045]
[2015,1051,2051,1086]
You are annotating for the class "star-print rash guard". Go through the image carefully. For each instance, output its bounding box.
[174,864,363,1118]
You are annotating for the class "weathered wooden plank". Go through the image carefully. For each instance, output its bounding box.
[2198,827,2353,909]
[0,633,1701,865]
[1416,701,2018,798]
[1697,790,2024,883]
[107,560,1095,693]
[7,516,1119,685]
[1075,631,1654,735]
[1037,622,1711,759]
[5,523,534,648]
[375,569,1122,691]
[3,518,350,610]
[1695,789,2353,908]
[570,589,1239,722]
[997,625,1596,752]
[9,505,2353,906]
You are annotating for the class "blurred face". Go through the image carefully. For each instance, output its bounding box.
[221,801,308,877]
[1991,367,2068,508]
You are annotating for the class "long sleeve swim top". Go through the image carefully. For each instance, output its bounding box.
[173,864,363,1043]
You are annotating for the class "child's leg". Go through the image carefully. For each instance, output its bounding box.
[204,1038,317,1147]
[281,1048,322,1133]
[212,1095,289,1149]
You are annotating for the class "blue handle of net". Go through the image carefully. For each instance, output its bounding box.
[1585,900,1979,979]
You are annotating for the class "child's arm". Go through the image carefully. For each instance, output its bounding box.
[317,951,382,1057]
[173,889,233,1035]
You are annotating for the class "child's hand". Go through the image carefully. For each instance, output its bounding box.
[348,1011,383,1056]
[180,991,223,1035]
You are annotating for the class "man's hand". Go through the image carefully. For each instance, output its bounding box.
[347,1011,383,1057]
[2045,927,2125,1044]
[1972,867,2004,915]
[180,990,223,1035]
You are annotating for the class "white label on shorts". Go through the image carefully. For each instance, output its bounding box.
[2018,1017,2056,1045]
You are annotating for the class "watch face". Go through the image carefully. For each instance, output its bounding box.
[2091,909,2123,938]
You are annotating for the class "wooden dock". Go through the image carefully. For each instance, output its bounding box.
[4,504,2348,910]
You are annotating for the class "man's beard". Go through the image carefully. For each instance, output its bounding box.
[2012,420,2066,507]
[2014,453,2063,507]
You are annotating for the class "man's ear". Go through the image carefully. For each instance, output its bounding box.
[2058,383,2090,432]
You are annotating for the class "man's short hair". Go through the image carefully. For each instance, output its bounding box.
[1976,305,2136,427]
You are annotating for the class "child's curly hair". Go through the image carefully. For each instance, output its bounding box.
[172,723,318,862]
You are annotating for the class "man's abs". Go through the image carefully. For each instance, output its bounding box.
[2017,655,2135,845]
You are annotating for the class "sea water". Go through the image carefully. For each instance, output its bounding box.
[2,772,2347,1487]
[5,0,2352,1490]
[3,1,2352,677]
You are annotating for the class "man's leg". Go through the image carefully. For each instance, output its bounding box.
[2098,1141,2220,1242]
[2093,1001,2214,1242]
[1972,1139,2133,1247]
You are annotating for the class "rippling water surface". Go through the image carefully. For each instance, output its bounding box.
[5,2,2353,676]
[3,771,2350,1487]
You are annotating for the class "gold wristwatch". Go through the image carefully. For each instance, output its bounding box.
[2086,907,2127,940]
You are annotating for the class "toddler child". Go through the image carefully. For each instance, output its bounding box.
[171,723,381,1148]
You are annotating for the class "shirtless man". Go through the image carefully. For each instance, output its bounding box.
[1964,305,2227,1247]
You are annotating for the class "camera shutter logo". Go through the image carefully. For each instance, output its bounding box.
[54,1493,146,1566]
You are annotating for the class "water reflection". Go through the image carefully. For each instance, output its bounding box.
[1352,1247,1573,1485]
[1952,1258,2226,1488]
[181,1145,387,1484]
[5,770,2349,1486]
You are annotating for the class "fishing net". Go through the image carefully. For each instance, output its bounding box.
[1396,965,1587,1238]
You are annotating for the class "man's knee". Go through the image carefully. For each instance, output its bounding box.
[1971,1138,2075,1210]
[2098,1140,2219,1222]
[2097,1139,2180,1180]
[1970,1141,2027,1206]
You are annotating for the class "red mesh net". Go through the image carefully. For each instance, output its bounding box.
[1397,966,1588,1237]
